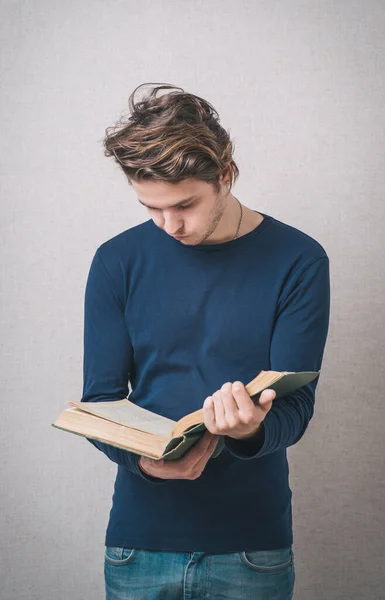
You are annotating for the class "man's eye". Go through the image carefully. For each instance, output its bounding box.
[179,204,193,210]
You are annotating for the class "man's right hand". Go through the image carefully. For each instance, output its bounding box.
[138,431,220,480]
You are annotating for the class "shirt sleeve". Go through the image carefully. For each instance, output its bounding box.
[80,248,168,484]
[224,255,331,459]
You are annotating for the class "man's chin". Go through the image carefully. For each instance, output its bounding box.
[178,237,196,245]
[172,233,207,245]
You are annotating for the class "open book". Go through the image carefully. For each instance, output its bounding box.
[52,370,319,460]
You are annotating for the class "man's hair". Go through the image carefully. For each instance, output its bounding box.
[103,82,239,194]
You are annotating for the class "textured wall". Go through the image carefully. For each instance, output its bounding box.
[1,1,384,598]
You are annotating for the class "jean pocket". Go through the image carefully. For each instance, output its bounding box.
[239,547,293,573]
[104,546,136,566]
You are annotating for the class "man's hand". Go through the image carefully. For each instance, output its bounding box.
[203,381,276,440]
[138,431,219,480]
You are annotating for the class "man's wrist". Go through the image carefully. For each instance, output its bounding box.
[227,421,263,442]
[225,423,265,457]
[237,423,262,440]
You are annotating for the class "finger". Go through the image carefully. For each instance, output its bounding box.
[203,433,220,455]
[258,389,276,413]
[200,430,216,445]
[178,432,218,476]
[212,391,227,430]
[203,396,216,433]
[231,381,256,421]
[189,434,220,473]
[194,430,215,449]
[219,382,239,426]
[183,431,218,468]
[141,433,215,479]
[181,430,215,464]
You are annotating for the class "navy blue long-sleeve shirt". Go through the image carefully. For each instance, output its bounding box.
[80,211,330,552]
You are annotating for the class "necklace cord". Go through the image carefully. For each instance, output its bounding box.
[233,197,243,240]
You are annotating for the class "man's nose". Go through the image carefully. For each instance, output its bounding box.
[163,213,183,235]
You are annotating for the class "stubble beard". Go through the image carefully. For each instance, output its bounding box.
[194,194,227,245]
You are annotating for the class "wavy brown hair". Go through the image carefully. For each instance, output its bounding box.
[103,83,239,194]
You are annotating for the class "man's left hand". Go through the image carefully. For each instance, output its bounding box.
[203,381,276,440]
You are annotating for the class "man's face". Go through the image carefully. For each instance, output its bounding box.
[129,177,228,245]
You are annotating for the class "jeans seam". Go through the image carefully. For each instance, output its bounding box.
[205,554,212,600]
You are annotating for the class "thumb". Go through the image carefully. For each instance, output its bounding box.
[259,389,276,410]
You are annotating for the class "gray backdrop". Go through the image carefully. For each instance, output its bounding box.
[1,1,384,599]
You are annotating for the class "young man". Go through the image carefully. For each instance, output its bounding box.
[81,83,330,599]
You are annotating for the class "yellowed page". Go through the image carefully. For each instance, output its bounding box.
[53,408,168,458]
[68,399,176,437]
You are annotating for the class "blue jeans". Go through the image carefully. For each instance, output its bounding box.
[104,545,295,599]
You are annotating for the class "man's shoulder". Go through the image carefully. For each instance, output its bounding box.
[91,220,156,283]
[268,213,328,262]
[97,219,154,257]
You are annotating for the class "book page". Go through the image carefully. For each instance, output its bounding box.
[68,399,176,438]
[53,409,168,458]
